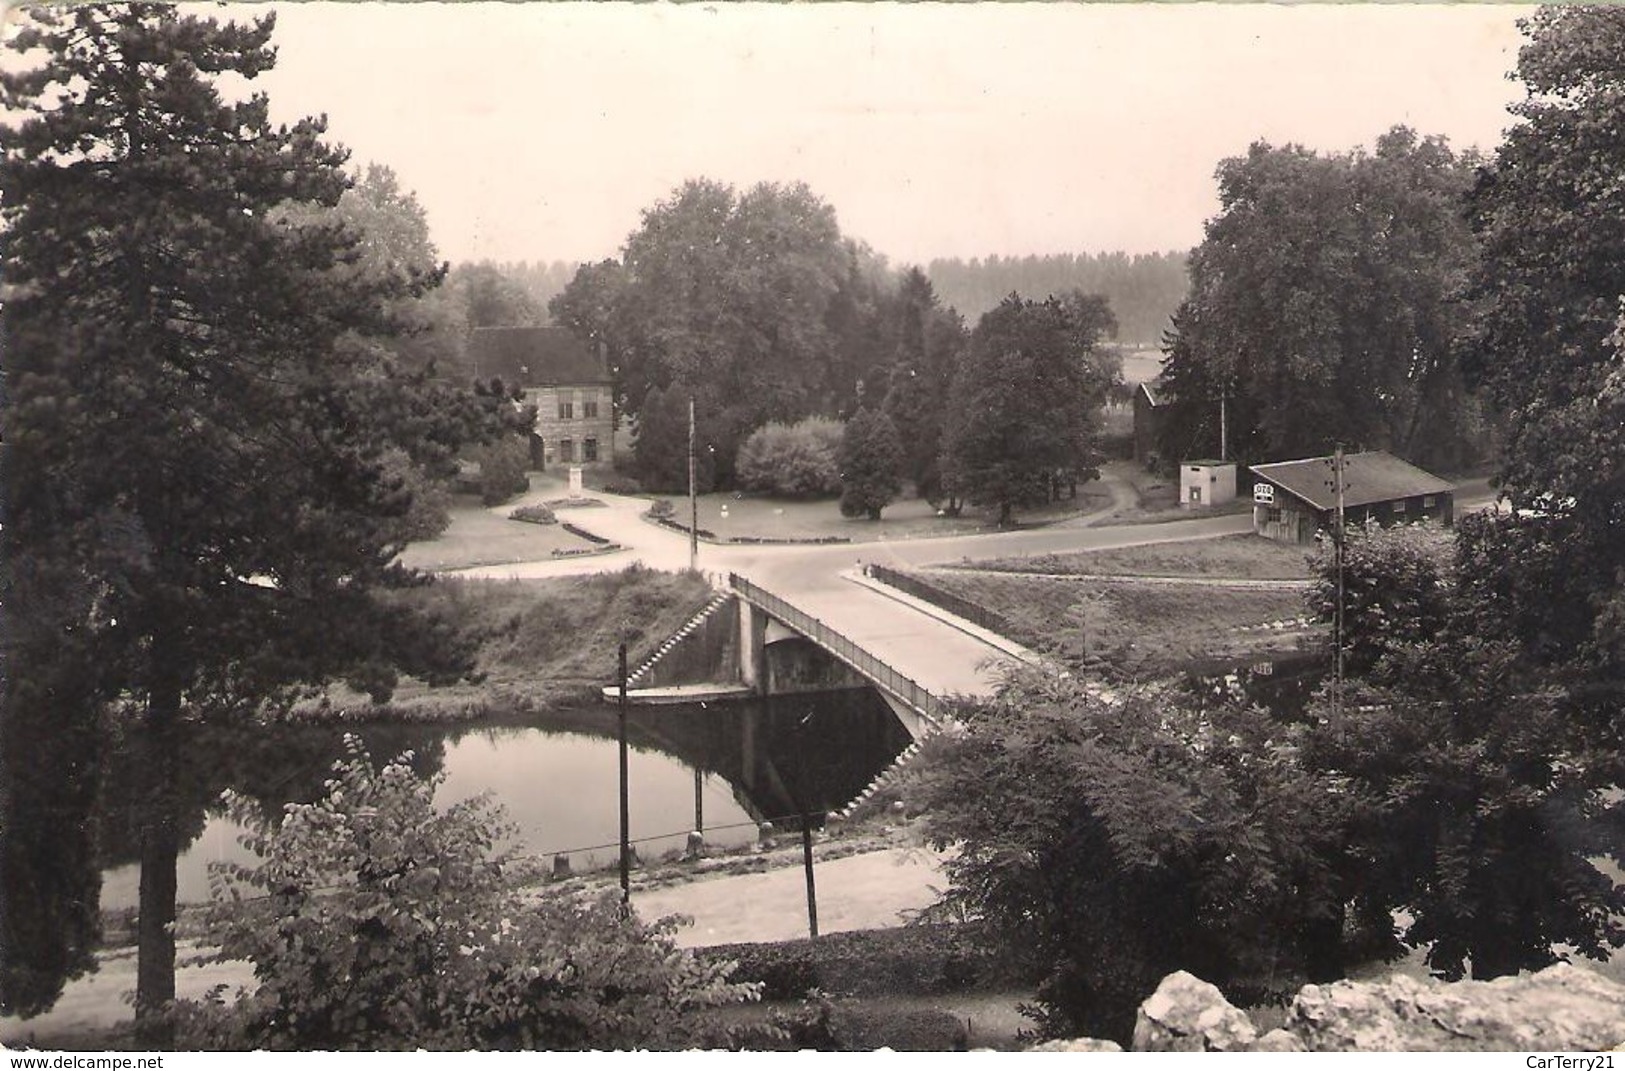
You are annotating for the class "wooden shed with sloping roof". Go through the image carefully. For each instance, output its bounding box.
[1248,450,1455,544]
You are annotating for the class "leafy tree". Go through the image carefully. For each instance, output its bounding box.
[331,164,469,380]
[915,670,1347,1043]
[1465,5,1625,684]
[0,557,105,1017]
[880,268,965,504]
[469,434,531,507]
[837,407,903,519]
[1304,639,1625,983]
[449,260,542,334]
[0,4,497,1032]
[734,417,844,499]
[1306,520,1455,678]
[550,258,636,404]
[177,738,760,1050]
[942,293,1118,525]
[1301,509,1625,981]
[631,385,716,495]
[1161,128,1489,469]
[552,179,891,484]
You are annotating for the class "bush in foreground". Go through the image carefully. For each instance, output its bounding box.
[913,670,1348,1044]
[176,738,759,1050]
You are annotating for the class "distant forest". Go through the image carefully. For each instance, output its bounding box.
[486,259,579,319]
[926,251,1189,348]
[475,252,1191,351]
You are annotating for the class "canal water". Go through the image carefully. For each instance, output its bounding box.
[98,687,911,909]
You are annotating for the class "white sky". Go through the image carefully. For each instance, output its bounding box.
[218,2,1533,268]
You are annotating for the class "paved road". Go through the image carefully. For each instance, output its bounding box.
[453,479,1255,702]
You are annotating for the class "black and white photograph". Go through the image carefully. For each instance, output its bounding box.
[2,0,1622,1055]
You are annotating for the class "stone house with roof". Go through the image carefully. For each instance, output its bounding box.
[468,326,615,469]
[1248,450,1455,544]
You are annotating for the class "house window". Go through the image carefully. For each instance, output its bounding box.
[1266,507,1283,524]
[583,438,599,463]
[559,439,574,463]
[558,400,574,420]
[583,400,599,419]
[1393,499,1407,514]
[1423,495,1437,508]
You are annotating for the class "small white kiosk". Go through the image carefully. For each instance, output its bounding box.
[1180,460,1238,509]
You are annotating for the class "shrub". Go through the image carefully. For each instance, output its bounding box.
[914,668,1348,1044]
[508,504,556,525]
[1307,519,1454,678]
[468,435,531,507]
[379,448,452,542]
[648,499,675,519]
[838,408,904,519]
[735,417,843,498]
[177,737,759,1050]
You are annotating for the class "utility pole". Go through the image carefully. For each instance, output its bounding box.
[1219,392,1228,462]
[617,643,631,909]
[1329,445,1347,723]
[802,817,819,939]
[688,397,698,573]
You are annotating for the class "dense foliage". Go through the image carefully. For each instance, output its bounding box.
[178,739,759,1050]
[1306,520,1455,678]
[550,179,895,487]
[880,268,966,506]
[915,670,1346,1043]
[838,407,904,519]
[942,293,1119,524]
[734,417,845,498]
[1302,514,1625,981]
[1160,127,1491,470]
[0,4,510,1027]
[1464,5,1625,691]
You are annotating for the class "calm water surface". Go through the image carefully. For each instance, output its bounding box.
[101,689,909,908]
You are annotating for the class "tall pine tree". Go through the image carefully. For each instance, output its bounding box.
[0,4,494,1033]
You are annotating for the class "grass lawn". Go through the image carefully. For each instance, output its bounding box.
[396,495,602,570]
[314,568,717,720]
[910,568,1314,674]
[650,486,1112,544]
[962,533,1318,581]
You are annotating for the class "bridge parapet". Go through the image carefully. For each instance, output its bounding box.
[729,572,945,730]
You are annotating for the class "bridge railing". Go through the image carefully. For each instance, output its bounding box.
[728,572,944,725]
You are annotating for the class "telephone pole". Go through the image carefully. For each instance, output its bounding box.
[1330,445,1347,722]
[688,397,698,573]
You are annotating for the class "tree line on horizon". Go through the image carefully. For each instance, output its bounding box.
[925,250,1188,348]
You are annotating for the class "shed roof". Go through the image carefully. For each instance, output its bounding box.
[1250,451,1454,511]
[469,326,608,387]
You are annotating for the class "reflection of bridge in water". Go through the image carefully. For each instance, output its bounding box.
[624,689,912,830]
[610,569,1027,823]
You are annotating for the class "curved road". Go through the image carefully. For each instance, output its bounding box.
[451,481,1254,701]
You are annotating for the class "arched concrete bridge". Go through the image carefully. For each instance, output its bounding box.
[728,571,1022,739]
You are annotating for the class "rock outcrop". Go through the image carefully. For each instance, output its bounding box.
[1286,964,1625,1052]
[1050,962,1625,1052]
[1132,971,1261,1051]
